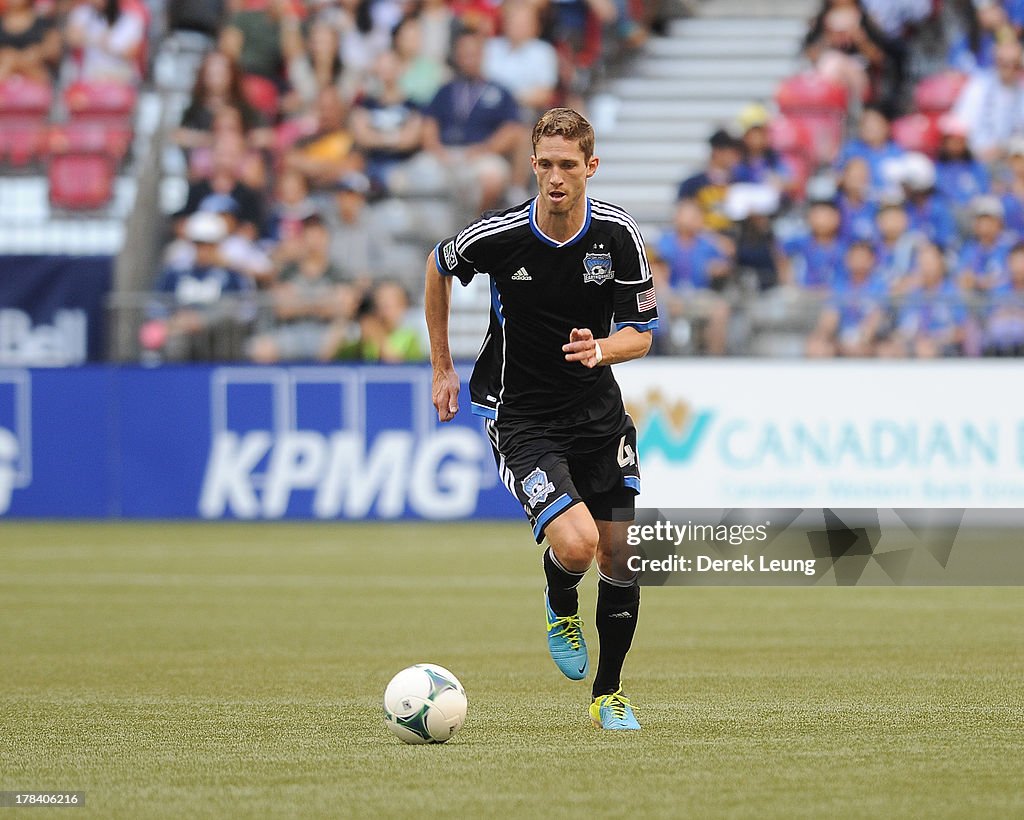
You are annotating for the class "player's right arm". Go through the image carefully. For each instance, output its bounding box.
[425,249,459,422]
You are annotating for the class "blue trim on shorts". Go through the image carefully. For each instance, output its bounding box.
[471,402,497,419]
[533,493,573,540]
[624,476,641,492]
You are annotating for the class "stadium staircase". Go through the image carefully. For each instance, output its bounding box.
[587,0,816,233]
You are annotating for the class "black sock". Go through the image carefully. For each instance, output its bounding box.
[543,547,585,617]
[592,574,640,698]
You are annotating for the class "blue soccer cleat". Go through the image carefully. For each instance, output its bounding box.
[544,588,588,680]
[590,689,641,730]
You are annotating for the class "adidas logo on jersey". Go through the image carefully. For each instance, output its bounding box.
[511,267,532,281]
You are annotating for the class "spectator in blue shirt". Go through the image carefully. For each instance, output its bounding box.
[998,136,1024,237]
[983,240,1024,354]
[874,196,923,294]
[806,240,888,358]
[947,0,1007,73]
[837,157,878,243]
[897,152,957,250]
[896,241,968,358]
[835,105,905,196]
[782,199,847,289]
[417,29,524,215]
[934,114,991,214]
[653,199,734,355]
[735,103,794,201]
[957,195,1015,292]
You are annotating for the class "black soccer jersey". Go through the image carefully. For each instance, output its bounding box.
[435,197,659,420]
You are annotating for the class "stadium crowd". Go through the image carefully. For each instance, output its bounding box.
[5,0,1024,361]
[662,0,1024,358]
[141,0,660,362]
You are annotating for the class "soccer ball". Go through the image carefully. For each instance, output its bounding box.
[383,663,468,744]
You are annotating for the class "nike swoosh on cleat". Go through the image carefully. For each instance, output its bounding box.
[578,663,587,674]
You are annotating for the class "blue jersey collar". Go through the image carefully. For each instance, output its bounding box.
[529,196,591,248]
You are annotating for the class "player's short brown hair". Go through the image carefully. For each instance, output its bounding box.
[532,108,595,161]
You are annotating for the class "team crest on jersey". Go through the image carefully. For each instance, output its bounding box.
[522,467,555,508]
[583,252,614,284]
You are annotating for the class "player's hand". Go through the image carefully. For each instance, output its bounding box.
[432,366,460,422]
[563,327,602,368]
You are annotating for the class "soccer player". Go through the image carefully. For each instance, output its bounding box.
[424,108,658,730]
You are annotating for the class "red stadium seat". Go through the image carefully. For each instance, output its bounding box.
[242,74,279,120]
[0,77,53,167]
[63,81,137,122]
[892,113,941,157]
[775,74,849,165]
[0,76,53,114]
[768,116,813,200]
[49,121,133,163]
[913,71,967,115]
[48,153,116,210]
[776,73,848,114]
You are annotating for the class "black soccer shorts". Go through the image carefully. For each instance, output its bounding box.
[484,396,641,543]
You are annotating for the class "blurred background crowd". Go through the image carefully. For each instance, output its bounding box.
[2,0,1024,362]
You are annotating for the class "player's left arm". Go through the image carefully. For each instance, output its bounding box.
[563,326,651,368]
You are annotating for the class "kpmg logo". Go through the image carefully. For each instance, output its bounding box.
[0,370,32,514]
[199,368,492,520]
[626,390,714,464]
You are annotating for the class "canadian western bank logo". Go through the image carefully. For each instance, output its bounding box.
[0,369,32,514]
[626,389,714,464]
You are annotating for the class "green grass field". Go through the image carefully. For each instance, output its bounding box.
[1,523,1021,819]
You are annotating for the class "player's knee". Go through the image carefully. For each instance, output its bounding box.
[548,517,599,571]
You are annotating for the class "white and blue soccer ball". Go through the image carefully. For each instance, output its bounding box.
[383,663,468,744]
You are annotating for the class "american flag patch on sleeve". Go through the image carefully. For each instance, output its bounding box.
[637,287,657,312]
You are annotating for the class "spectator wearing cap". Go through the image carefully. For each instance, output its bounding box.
[248,214,352,363]
[896,241,968,358]
[934,114,991,213]
[322,171,405,287]
[0,0,61,84]
[806,240,889,358]
[835,106,905,197]
[349,49,425,196]
[956,195,1015,292]
[837,157,878,243]
[677,128,746,233]
[652,199,734,355]
[781,198,847,289]
[873,193,924,295]
[997,136,1024,237]
[952,37,1024,163]
[165,193,273,285]
[734,104,795,200]
[982,240,1024,354]
[416,29,524,216]
[147,212,252,362]
[896,153,957,251]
